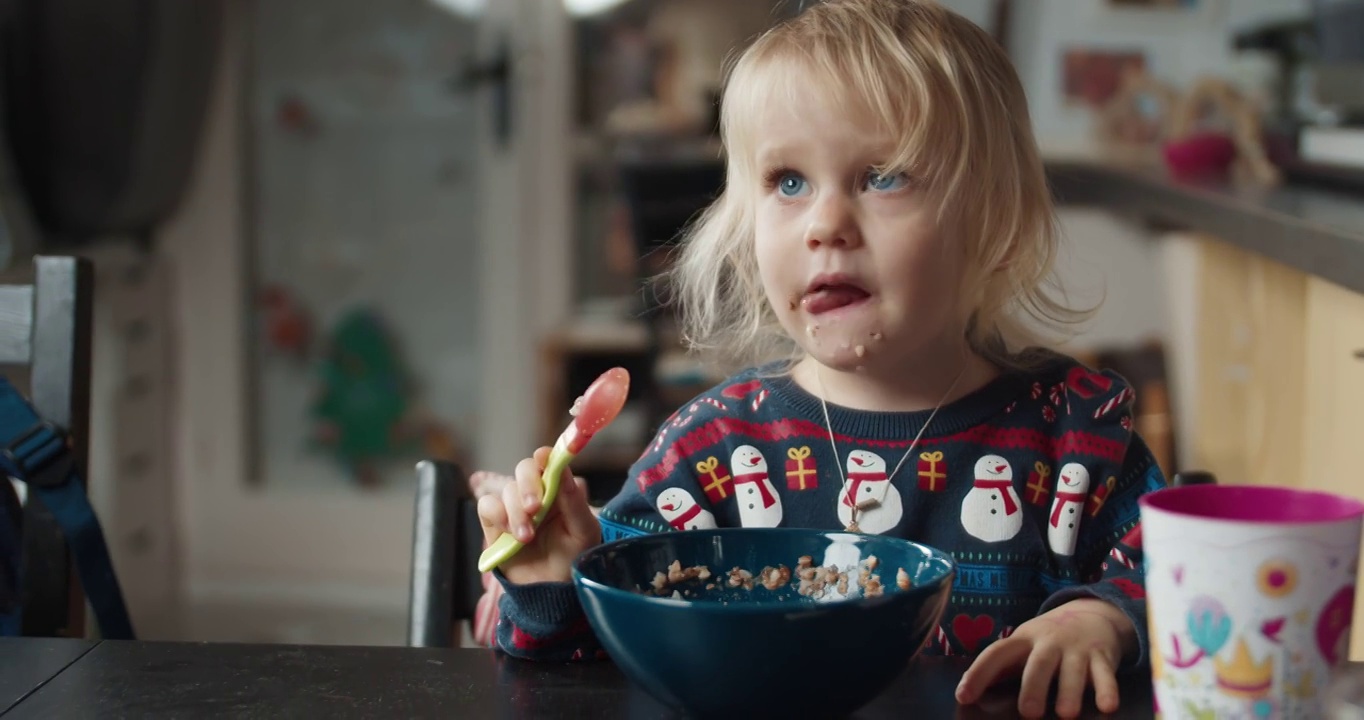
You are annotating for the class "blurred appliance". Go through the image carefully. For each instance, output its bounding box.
[1313,0,1364,116]
[1239,0,1364,190]
[1294,0,1364,174]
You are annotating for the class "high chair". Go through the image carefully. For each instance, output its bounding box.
[406,459,483,648]
[0,256,132,640]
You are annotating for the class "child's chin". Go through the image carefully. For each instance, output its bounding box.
[803,345,872,373]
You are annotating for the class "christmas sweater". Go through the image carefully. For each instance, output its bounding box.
[494,352,1166,666]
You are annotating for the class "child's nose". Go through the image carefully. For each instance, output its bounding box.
[804,196,862,250]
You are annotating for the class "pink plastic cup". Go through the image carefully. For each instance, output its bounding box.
[1140,484,1364,719]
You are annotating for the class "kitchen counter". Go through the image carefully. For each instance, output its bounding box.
[1046,156,1364,295]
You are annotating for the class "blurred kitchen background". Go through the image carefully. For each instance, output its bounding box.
[4,0,1364,647]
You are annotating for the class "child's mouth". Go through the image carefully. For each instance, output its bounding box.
[800,284,871,315]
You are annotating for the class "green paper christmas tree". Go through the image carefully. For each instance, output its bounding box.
[309,308,416,487]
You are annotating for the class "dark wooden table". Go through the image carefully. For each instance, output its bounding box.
[0,638,97,714]
[0,638,1154,718]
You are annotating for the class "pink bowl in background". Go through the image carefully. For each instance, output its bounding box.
[1163,132,1237,179]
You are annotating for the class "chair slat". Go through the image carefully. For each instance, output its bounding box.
[19,256,94,638]
[0,286,34,364]
[408,460,459,647]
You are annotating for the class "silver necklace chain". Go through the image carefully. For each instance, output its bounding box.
[815,363,967,531]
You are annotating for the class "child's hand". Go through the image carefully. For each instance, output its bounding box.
[954,598,1136,719]
[469,470,514,499]
[475,446,602,586]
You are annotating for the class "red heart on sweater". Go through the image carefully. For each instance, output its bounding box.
[721,380,761,399]
[1111,577,1146,599]
[952,614,995,654]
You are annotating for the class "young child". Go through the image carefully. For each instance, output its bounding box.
[477,1,1165,717]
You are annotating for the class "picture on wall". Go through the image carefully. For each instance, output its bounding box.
[1062,48,1148,108]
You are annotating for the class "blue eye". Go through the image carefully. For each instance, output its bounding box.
[776,172,809,198]
[866,171,909,192]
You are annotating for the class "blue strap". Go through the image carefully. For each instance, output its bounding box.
[0,376,134,640]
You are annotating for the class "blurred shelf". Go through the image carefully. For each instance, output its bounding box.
[1046,155,1364,297]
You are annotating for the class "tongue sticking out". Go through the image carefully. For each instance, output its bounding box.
[802,285,870,315]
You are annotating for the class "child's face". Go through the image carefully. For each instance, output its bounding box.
[748,81,970,374]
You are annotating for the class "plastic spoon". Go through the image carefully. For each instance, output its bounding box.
[477,367,630,574]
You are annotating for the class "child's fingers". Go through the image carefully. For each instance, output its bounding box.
[469,470,513,499]
[476,493,510,546]
[1015,645,1061,719]
[515,449,551,517]
[502,482,534,544]
[955,637,1028,704]
[557,474,601,543]
[1052,652,1088,719]
[1088,655,1120,714]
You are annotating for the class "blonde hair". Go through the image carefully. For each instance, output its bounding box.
[667,0,1087,372]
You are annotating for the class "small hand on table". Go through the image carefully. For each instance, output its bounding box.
[954,598,1137,719]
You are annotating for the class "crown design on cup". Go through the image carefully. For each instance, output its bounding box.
[1214,638,1274,699]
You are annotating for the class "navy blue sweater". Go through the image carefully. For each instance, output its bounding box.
[495,353,1164,666]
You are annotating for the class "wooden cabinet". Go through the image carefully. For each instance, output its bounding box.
[1302,276,1364,485]
[1187,236,1310,488]
[1302,276,1364,659]
[1187,236,1364,659]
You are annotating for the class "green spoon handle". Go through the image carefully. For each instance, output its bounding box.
[476,439,574,574]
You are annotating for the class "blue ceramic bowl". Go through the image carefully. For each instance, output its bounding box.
[572,528,955,719]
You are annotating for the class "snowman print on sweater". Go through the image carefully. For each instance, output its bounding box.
[1047,463,1089,556]
[835,450,903,535]
[656,487,716,531]
[960,455,1023,543]
[730,445,783,527]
